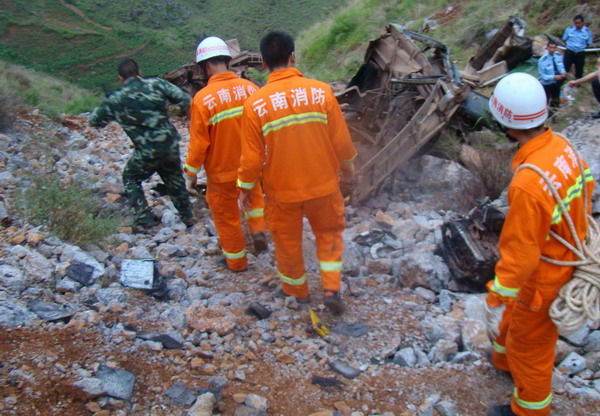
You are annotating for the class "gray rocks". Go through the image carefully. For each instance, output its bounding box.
[27,300,73,322]
[393,347,417,367]
[563,323,592,347]
[0,264,26,293]
[75,377,106,396]
[428,339,458,363]
[65,261,96,286]
[329,359,362,379]
[244,394,269,412]
[60,244,105,282]
[461,319,490,352]
[166,382,197,406]
[332,322,372,338]
[396,249,450,292]
[558,352,587,375]
[188,392,216,416]
[96,365,136,400]
[0,297,37,327]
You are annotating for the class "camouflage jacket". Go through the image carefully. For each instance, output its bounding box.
[89,76,191,152]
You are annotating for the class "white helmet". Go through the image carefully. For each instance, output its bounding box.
[489,72,548,129]
[195,37,231,63]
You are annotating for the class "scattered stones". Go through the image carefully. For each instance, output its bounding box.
[188,392,215,416]
[138,333,184,350]
[244,303,272,320]
[27,300,73,322]
[396,249,450,292]
[66,261,96,286]
[184,301,237,336]
[95,365,136,400]
[166,382,197,406]
[311,375,344,387]
[2,112,600,415]
[329,359,361,379]
[244,393,269,412]
[331,322,372,338]
[558,352,587,376]
[393,347,417,367]
[74,377,107,397]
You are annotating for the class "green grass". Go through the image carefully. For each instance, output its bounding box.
[297,0,596,83]
[0,60,102,119]
[16,171,125,245]
[0,0,346,90]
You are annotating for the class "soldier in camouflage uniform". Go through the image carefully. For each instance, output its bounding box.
[89,59,194,228]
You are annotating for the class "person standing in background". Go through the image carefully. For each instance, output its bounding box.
[89,59,194,231]
[184,37,268,272]
[537,41,566,114]
[237,31,357,314]
[562,15,592,79]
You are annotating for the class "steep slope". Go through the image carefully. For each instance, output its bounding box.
[0,0,346,89]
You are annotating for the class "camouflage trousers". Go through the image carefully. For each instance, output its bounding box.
[122,145,193,226]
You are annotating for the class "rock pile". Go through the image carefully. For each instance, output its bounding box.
[0,110,599,415]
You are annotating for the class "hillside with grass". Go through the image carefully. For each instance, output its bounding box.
[0,0,346,91]
[1,0,598,120]
[297,0,599,82]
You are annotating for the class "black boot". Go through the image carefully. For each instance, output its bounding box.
[486,405,517,416]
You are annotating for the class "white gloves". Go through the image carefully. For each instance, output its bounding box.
[484,301,505,342]
[185,174,199,197]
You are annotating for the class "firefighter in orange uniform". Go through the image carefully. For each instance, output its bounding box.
[484,73,594,416]
[237,31,357,314]
[184,36,267,272]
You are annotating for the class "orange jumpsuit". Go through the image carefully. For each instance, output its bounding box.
[487,128,594,415]
[185,71,266,271]
[237,67,357,298]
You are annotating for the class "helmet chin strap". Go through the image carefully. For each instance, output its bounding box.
[495,121,519,143]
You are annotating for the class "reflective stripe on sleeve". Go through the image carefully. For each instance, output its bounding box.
[341,153,358,163]
[222,248,246,260]
[209,106,243,125]
[237,178,256,190]
[278,271,307,286]
[513,389,552,410]
[262,112,327,136]
[244,208,264,219]
[184,163,200,174]
[319,261,342,272]
[492,341,506,354]
[491,275,519,298]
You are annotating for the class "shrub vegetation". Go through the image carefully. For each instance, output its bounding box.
[0,60,102,119]
[17,172,124,245]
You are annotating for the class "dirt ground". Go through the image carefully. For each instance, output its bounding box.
[1,273,598,416]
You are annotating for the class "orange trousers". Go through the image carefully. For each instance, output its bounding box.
[492,285,558,416]
[206,180,265,271]
[265,190,345,298]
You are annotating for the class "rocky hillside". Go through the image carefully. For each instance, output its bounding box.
[1,107,600,415]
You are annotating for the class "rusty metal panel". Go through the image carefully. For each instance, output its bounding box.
[350,81,463,202]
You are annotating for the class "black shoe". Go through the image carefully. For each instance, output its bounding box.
[252,232,268,255]
[591,111,600,119]
[132,215,159,233]
[216,257,247,273]
[181,215,196,227]
[276,288,311,304]
[486,405,517,416]
[323,291,345,315]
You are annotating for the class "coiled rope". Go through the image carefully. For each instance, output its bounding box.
[514,135,600,336]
